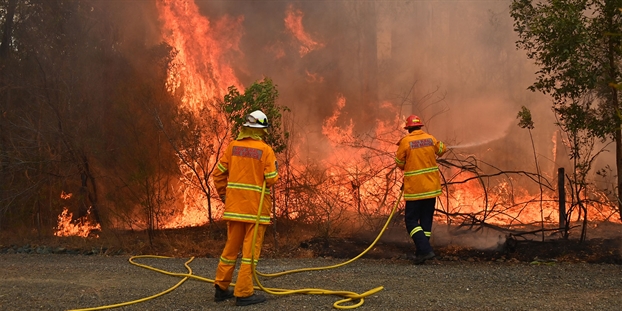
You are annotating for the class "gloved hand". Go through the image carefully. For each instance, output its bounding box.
[219,195,226,203]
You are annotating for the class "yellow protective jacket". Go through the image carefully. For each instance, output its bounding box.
[394,130,446,201]
[213,138,279,224]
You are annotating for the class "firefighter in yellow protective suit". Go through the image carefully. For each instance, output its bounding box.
[212,110,278,306]
[395,115,447,265]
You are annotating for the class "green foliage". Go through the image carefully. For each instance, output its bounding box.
[510,0,622,140]
[511,0,622,222]
[222,78,290,153]
[517,106,535,130]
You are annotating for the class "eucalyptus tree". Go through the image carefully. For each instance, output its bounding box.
[511,0,622,221]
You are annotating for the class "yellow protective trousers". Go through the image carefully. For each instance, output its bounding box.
[215,221,267,298]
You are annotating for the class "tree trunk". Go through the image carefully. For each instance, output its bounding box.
[0,0,17,58]
[354,1,378,126]
[605,5,622,221]
[80,155,102,226]
[0,0,16,221]
[617,129,622,220]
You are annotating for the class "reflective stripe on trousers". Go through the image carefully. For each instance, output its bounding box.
[215,221,266,297]
[404,198,436,255]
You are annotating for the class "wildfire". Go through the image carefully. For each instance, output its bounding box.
[441,171,556,225]
[440,169,621,227]
[322,94,354,144]
[154,0,244,228]
[54,191,101,238]
[60,191,72,200]
[54,207,101,238]
[284,4,324,57]
[153,1,406,230]
[58,0,615,234]
[157,0,243,110]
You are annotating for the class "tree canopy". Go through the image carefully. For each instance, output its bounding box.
[223,78,289,153]
[511,0,622,214]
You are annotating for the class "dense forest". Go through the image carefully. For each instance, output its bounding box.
[0,0,181,233]
[1,0,619,248]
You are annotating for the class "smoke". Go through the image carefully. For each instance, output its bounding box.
[15,0,613,233]
[377,220,506,251]
[182,1,566,163]
[432,226,507,251]
[113,1,620,187]
[447,122,511,149]
[180,1,611,204]
[140,1,617,227]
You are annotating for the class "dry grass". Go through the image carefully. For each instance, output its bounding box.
[0,219,321,258]
[2,220,621,264]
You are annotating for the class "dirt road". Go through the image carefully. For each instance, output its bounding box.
[1,253,621,311]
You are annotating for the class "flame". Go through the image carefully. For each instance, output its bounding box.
[551,131,558,165]
[284,4,324,57]
[60,191,72,200]
[148,2,620,232]
[44,2,618,236]
[322,94,354,145]
[55,191,101,237]
[274,96,404,226]
[154,0,244,228]
[442,170,620,226]
[54,207,101,238]
[305,70,324,83]
[157,0,244,109]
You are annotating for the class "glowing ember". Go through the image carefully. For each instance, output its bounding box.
[60,191,72,200]
[54,207,101,238]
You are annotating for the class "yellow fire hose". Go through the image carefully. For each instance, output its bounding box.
[68,182,404,311]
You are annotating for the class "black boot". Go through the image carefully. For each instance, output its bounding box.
[413,251,435,265]
[214,285,234,302]
[236,293,266,306]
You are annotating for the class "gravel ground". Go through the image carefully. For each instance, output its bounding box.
[1,253,621,311]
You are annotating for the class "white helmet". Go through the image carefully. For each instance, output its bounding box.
[243,110,269,128]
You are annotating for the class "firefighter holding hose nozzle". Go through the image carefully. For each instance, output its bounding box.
[395,115,447,264]
[212,110,279,306]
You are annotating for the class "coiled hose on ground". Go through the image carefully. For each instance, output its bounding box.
[68,182,404,310]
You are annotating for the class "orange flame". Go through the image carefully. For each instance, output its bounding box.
[55,192,101,237]
[60,191,72,200]
[150,1,618,232]
[154,0,244,228]
[284,4,324,57]
[322,94,353,145]
[54,207,101,238]
[441,170,620,226]
[305,70,324,83]
[273,96,405,223]
[157,0,243,110]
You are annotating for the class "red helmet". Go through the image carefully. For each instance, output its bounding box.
[404,115,423,129]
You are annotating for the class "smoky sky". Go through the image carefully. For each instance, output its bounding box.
[145,0,613,178]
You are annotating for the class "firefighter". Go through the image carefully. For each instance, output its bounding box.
[394,115,447,264]
[212,110,279,306]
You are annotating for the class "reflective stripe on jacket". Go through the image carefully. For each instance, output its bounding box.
[213,138,278,224]
[395,130,446,201]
